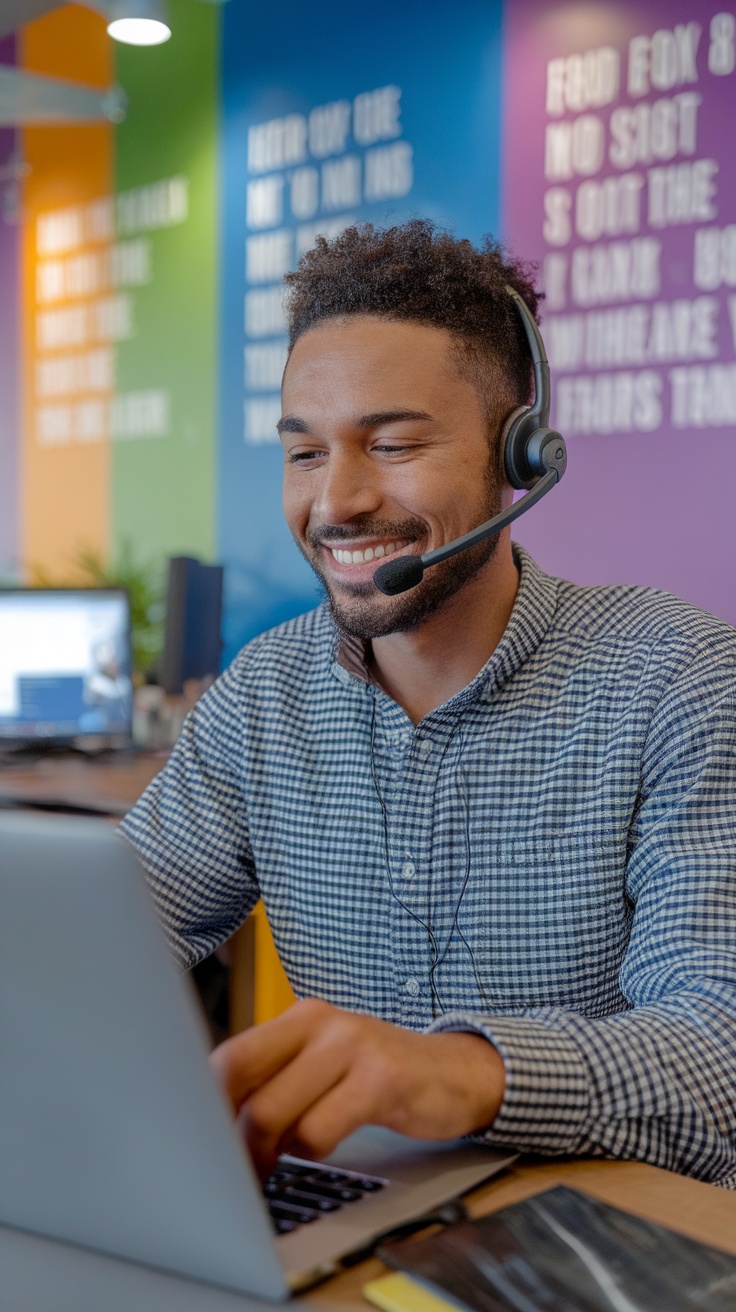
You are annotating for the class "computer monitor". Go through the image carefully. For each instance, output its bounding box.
[160,557,223,695]
[0,588,133,747]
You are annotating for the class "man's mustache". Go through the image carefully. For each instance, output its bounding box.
[307,518,426,549]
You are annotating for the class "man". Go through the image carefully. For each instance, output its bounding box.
[120,220,736,1187]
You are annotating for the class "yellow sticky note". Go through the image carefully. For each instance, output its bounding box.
[363,1271,458,1312]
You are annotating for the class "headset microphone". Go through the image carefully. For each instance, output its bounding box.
[374,285,567,597]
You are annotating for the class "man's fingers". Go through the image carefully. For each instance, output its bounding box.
[283,1070,378,1162]
[209,1016,301,1108]
[209,998,332,1108]
[241,1036,350,1176]
[208,999,366,1179]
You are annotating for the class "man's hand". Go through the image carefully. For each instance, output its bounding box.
[208,998,505,1178]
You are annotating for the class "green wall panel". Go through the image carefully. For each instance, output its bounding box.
[112,0,218,566]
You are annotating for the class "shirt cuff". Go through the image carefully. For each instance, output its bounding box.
[427,1012,591,1155]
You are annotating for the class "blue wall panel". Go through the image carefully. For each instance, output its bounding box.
[218,0,504,662]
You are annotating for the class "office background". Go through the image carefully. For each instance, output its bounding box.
[1,0,734,669]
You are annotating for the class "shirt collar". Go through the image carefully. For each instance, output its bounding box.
[330,544,558,707]
[477,544,558,702]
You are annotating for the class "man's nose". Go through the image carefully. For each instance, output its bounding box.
[313,451,382,525]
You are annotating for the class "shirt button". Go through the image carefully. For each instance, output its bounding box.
[401,861,416,880]
[404,977,420,996]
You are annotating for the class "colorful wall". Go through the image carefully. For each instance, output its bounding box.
[504,1,736,623]
[0,35,20,580]
[18,4,112,577]
[113,0,218,571]
[1,0,734,653]
[217,0,504,658]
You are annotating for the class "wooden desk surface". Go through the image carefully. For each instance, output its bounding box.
[310,1157,736,1310]
[0,751,164,815]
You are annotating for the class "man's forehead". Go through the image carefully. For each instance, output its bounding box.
[281,316,472,403]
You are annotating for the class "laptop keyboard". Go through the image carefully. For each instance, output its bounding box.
[264,1156,387,1234]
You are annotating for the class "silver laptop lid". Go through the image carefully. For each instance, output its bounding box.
[0,811,288,1301]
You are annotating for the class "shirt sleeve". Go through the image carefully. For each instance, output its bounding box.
[429,654,736,1189]
[118,659,260,970]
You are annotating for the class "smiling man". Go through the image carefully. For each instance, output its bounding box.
[121,221,736,1188]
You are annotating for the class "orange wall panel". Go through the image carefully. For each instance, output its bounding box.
[19,5,112,580]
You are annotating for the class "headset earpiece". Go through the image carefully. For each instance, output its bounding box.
[501,287,568,490]
[502,405,534,489]
[503,407,567,489]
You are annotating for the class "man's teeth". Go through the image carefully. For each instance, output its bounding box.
[330,540,408,565]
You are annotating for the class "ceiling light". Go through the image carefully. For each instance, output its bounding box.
[107,17,170,44]
[105,0,171,45]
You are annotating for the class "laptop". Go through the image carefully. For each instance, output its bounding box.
[0,811,516,1298]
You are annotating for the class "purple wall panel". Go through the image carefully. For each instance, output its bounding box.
[503,1,736,625]
[0,35,19,578]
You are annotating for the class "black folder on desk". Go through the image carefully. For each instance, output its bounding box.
[378,1185,736,1312]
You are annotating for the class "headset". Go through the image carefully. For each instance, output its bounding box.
[373,285,567,597]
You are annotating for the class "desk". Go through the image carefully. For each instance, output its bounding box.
[0,752,299,1032]
[2,1158,735,1311]
[311,1156,736,1310]
[0,751,163,816]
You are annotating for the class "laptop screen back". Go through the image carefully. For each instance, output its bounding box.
[0,812,288,1300]
[0,589,132,745]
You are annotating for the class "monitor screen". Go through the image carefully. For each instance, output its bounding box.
[0,589,133,744]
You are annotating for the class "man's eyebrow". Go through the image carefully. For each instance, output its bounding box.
[277,409,434,436]
[276,416,310,435]
[357,409,434,429]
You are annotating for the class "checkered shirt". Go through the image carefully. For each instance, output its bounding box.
[120,545,736,1188]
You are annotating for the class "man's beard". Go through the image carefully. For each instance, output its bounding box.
[296,455,503,641]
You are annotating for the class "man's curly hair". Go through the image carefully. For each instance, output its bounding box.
[283,219,542,438]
